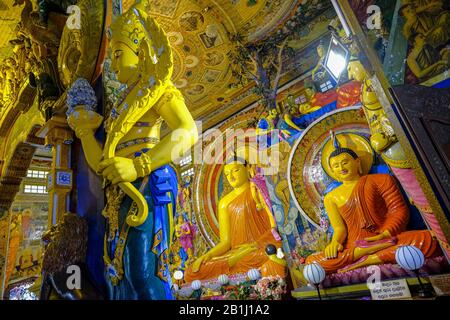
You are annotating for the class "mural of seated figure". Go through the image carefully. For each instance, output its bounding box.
[184,157,282,282]
[305,132,441,274]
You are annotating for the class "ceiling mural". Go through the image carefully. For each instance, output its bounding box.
[121,0,302,124]
[0,0,331,133]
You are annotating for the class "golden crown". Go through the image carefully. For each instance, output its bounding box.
[109,7,148,54]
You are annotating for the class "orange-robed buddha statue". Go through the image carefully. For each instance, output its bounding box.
[306,132,440,274]
[184,158,282,282]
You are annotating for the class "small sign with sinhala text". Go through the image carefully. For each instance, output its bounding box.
[370,279,412,300]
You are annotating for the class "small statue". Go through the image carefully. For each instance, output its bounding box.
[174,213,196,260]
[305,132,440,274]
[184,156,281,282]
[3,58,19,103]
[347,58,397,154]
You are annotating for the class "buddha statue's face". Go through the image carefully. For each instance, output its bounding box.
[347,60,366,82]
[224,162,249,189]
[329,153,361,182]
[111,41,139,85]
[305,88,315,100]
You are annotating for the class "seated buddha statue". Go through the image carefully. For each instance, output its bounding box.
[184,157,281,282]
[305,132,440,274]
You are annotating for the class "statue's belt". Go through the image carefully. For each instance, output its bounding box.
[116,137,160,152]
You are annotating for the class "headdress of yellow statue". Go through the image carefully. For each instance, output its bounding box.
[105,4,174,141]
[108,4,173,82]
[321,130,374,181]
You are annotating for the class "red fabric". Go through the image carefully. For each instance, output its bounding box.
[337,81,362,108]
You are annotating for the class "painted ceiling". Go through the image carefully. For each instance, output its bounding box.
[0,0,331,129]
[122,0,301,127]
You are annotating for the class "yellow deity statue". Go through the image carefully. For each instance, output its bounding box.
[347,58,401,160]
[66,3,197,300]
[184,157,282,282]
[305,132,440,273]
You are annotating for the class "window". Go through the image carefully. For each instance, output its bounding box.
[295,95,307,104]
[179,154,192,167]
[24,185,47,194]
[27,170,47,179]
[319,80,334,92]
[181,167,194,178]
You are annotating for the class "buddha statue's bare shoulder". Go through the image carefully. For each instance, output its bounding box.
[324,187,341,205]
[218,192,237,210]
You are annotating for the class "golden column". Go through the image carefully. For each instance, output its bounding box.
[37,115,74,228]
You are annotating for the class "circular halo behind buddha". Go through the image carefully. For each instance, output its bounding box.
[288,107,372,227]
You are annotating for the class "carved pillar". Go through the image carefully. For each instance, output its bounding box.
[37,116,74,228]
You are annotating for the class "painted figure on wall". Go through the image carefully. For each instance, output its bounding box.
[406,33,449,80]
[306,132,441,274]
[311,42,327,83]
[400,1,450,80]
[184,157,282,282]
[66,4,198,300]
[4,214,23,288]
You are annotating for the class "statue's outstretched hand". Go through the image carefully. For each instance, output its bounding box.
[324,240,343,259]
[98,157,138,185]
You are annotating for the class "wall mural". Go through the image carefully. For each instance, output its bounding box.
[349,0,450,85]
[2,203,48,299]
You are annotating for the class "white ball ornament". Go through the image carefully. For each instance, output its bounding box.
[395,245,425,271]
[247,268,261,281]
[218,274,229,285]
[191,280,202,290]
[303,262,326,285]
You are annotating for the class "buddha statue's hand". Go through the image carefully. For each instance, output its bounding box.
[97,157,138,185]
[324,240,344,259]
[191,253,212,273]
[364,230,391,242]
